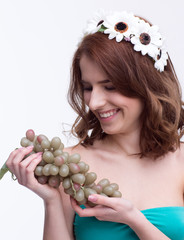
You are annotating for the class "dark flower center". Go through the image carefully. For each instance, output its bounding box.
[114,22,128,33]
[97,20,104,27]
[139,33,151,45]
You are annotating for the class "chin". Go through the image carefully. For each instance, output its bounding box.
[102,128,119,135]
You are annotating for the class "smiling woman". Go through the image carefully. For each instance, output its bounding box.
[5,9,184,240]
[79,54,144,137]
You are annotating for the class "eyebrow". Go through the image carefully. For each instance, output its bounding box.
[81,79,110,84]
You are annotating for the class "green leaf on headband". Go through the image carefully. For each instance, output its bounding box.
[98,25,107,32]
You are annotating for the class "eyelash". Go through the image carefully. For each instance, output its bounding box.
[82,86,116,91]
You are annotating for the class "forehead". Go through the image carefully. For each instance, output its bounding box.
[79,55,108,82]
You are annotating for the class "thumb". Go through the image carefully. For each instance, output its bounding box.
[88,194,116,208]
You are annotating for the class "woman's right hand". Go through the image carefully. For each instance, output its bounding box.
[6,146,61,203]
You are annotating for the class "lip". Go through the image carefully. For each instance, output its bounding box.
[98,108,120,122]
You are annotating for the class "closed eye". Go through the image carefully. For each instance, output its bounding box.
[82,86,116,91]
[82,86,92,91]
[105,86,116,91]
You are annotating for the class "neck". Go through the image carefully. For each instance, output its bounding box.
[104,129,141,157]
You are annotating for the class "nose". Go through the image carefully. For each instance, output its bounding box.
[88,88,106,111]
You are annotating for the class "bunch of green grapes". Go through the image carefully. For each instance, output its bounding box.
[20,129,122,205]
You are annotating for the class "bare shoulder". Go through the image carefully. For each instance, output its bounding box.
[64,143,97,163]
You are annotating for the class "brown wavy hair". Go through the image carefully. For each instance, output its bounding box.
[67,32,184,159]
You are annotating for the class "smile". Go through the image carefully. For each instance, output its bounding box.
[99,109,119,119]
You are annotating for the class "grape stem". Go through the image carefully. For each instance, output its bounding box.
[0,161,9,180]
[70,179,76,197]
[0,161,17,181]
[0,148,19,180]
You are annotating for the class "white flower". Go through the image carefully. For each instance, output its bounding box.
[84,9,109,35]
[103,11,139,42]
[154,45,168,72]
[131,20,163,58]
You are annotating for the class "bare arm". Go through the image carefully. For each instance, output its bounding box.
[43,194,73,240]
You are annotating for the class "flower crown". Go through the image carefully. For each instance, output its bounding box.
[83,10,168,72]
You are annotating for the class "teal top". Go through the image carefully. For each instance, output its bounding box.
[73,206,184,240]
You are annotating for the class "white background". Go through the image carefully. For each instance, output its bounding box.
[0,0,183,239]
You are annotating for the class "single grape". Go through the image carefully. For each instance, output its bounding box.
[77,197,87,205]
[53,149,63,157]
[112,190,122,198]
[26,129,35,142]
[37,175,48,184]
[48,175,60,188]
[20,137,30,147]
[41,139,50,149]
[71,173,85,185]
[68,153,81,163]
[34,144,44,153]
[78,161,86,172]
[91,184,102,194]
[103,185,114,196]
[49,165,59,175]
[100,193,108,197]
[64,187,74,197]
[58,142,64,150]
[61,152,69,162]
[42,164,52,176]
[98,178,110,189]
[54,156,65,166]
[59,164,69,177]
[38,159,47,166]
[34,166,43,176]
[69,163,80,174]
[75,189,85,202]
[83,164,89,173]
[50,137,61,150]
[84,172,97,185]
[43,151,54,163]
[84,188,97,198]
[110,183,119,191]
[62,178,71,189]
[37,134,48,144]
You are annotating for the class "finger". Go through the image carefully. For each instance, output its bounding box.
[6,148,20,165]
[14,146,35,164]
[7,146,34,168]
[88,194,118,208]
[70,196,104,217]
[7,146,34,180]
[19,152,43,168]
[19,153,43,186]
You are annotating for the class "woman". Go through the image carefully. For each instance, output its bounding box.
[6,10,184,240]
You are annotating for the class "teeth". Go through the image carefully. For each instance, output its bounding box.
[99,110,117,118]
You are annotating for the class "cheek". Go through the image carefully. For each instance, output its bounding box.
[129,100,144,117]
[116,96,144,116]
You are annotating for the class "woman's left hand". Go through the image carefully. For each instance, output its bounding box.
[70,194,137,225]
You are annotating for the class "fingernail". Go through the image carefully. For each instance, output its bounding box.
[27,145,34,149]
[88,195,97,202]
[37,152,43,156]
